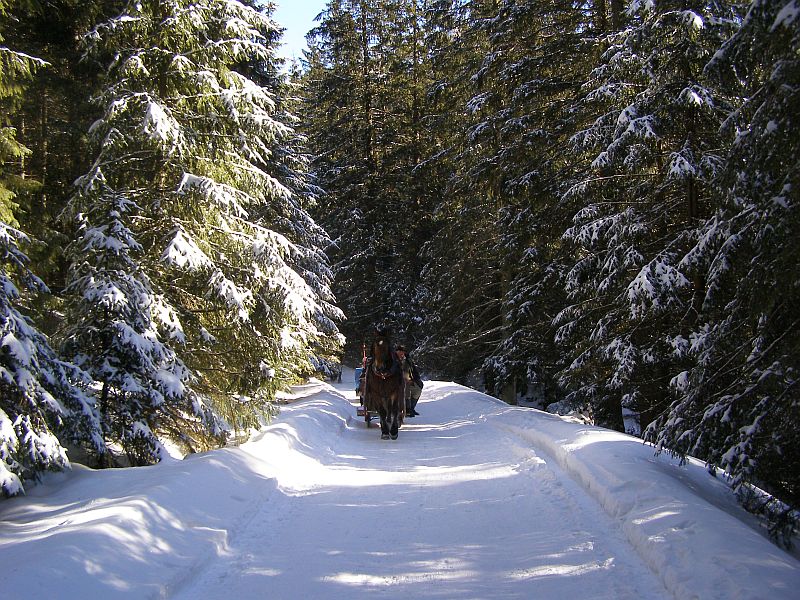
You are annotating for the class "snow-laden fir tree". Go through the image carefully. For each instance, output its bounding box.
[556,0,739,431]
[452,0,593,404]
[304,0,431,354]
[303,0,385,349]
[62,185,201,466]
[375,0,436,343]
[0,221,106,495]
[647,0,800,540]
[67,0,342,453]
[0,1,104,495]
[415,0,509,380]
[0,0,46,221]
[258,51,345,380]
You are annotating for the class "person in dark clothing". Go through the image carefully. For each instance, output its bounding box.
[395,344,423,417]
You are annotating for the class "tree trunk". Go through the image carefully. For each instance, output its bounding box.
[359,1,375,168]
[595,0,607,32]
[38,91,49,217]
[610,0,625,29]
[598,395,625,432]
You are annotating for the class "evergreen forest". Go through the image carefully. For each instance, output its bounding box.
[1,0,797,542]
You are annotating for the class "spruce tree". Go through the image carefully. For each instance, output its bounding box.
[62,184,197,465]
[0,1,104,491]
[648,0,800,540]
[556,0,739,431]
[415,0,505,381]
[235,0,345,383]
[268,84,345,377]
[0,0,45,219]
[66,0,341,455]
[304,0,380,352]
[303,0,432,356]
[461,0,592,404]
[3,0,119,305]
[0,221,105,494]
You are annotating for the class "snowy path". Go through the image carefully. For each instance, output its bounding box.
[168,381,669,600]
[1,378,798,599]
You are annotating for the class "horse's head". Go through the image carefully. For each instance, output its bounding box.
[371,333,392,370]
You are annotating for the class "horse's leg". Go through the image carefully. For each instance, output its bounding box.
[398,381,405,426]
[390,392,400,440]
[379,398,390,440]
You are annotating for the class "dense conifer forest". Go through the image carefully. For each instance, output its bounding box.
[1,0,797,541]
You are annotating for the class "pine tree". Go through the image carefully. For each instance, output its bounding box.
[0,0,103,495]
[66,0,341,454]
[648,0,800,541]
[303,0,433,356]
[556,0,739,431]
[461,0,593,404]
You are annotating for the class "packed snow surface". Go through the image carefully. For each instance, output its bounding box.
[1,376,798,599]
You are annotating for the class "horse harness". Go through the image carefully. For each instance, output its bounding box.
[370,361,397,381]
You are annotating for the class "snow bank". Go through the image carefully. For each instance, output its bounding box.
[482,392,800,600]
[0,388,352,599]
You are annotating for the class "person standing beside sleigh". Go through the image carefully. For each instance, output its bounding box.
[395,344,423,417]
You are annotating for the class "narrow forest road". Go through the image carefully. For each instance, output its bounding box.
[2,375,797,600]
[167,377,672,600]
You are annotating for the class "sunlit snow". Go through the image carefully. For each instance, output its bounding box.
[0,377,797,599]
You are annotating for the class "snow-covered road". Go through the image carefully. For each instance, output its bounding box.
[1,377,798,599]
[169,380,669,600]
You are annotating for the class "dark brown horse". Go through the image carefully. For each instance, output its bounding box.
[364,333,404,440]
